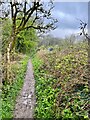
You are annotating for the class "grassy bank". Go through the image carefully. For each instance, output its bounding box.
[2,55,29,118]
[32,56,58,118]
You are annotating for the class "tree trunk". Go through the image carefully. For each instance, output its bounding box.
[7,43,11,64]
[4,35,16,84]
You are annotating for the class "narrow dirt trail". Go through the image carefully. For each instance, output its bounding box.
[14,60,36,118]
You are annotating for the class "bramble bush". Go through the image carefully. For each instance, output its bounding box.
[32,42,89,119]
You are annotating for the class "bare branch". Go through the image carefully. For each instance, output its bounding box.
[79,20,90,40]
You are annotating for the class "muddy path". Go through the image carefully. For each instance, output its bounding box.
[14,60,36,118]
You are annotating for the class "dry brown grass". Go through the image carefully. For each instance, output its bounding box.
[36,49,48,60]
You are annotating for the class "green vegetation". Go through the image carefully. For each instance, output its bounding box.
[15,20,38,54]
[1,1,89,119]
[16,28,37,54]
[2,19,38,55]
[1,18,38,119]
[2,55,29,118]
[32,56,59,118]
[1,18,37,119]
[32,42,89,119]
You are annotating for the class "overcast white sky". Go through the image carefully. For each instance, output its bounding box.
[49,2,88,38]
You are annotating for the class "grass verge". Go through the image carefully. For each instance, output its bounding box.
[32,56,59,119]
[2,55,29,118]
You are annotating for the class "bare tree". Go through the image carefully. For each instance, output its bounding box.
[79,20,90,118]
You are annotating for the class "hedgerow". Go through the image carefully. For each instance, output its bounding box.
[32,42,89,119]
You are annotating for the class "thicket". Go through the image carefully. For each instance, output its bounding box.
[32,42,89,119]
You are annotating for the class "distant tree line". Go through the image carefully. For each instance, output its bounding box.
[38,34,85,48]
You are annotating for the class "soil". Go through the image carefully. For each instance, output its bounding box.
[14,60,36,118]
